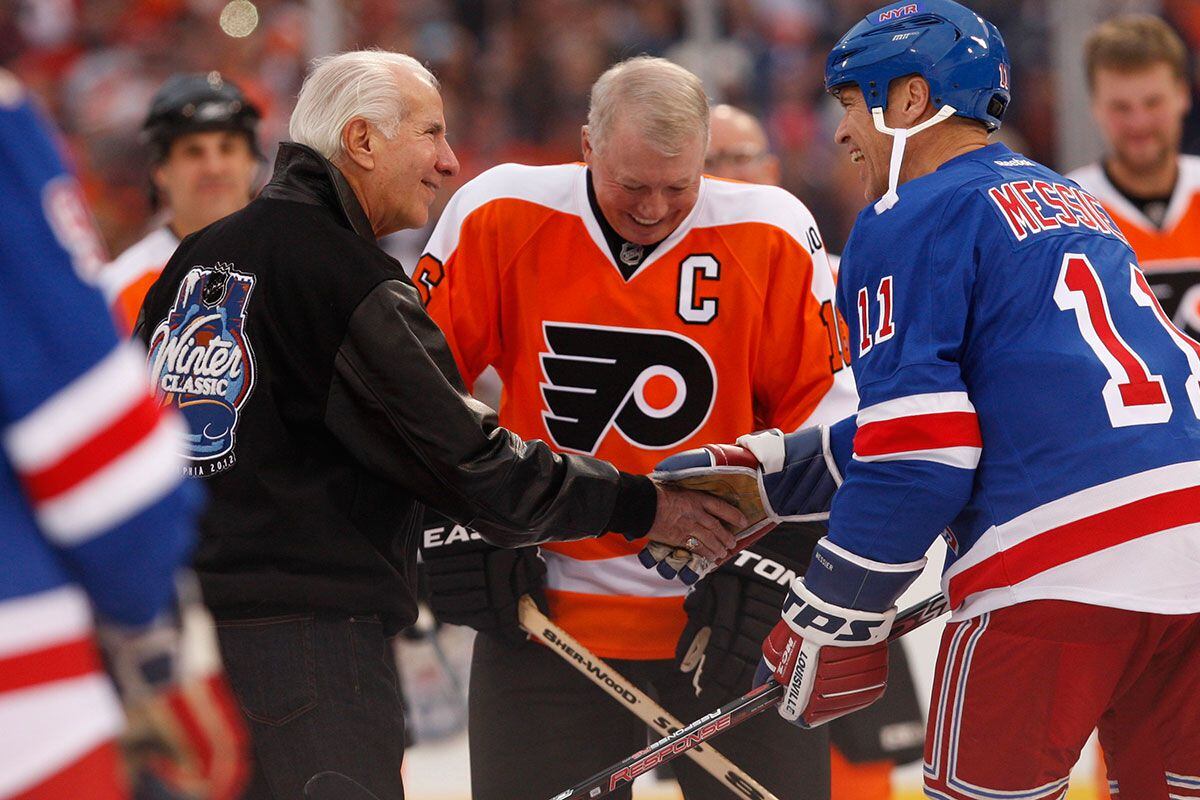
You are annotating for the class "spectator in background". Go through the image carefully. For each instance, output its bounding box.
[100,72,262,333]
[704,102,926,800]
[7,0,1184,264]
[1069,15,1200,340]
[705,103,780,184]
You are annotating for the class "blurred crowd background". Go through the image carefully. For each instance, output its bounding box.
[2,0,1199,259]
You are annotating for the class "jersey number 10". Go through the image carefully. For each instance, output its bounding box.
[1055,252,1200,428]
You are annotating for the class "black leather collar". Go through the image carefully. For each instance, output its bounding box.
[260,142,376,241]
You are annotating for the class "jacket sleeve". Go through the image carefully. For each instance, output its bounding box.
[325,278,657,547]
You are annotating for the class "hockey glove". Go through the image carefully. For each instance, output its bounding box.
[99,574,248,800]
[644,421,853,584]
[420,506,547,646]
[676,523,823,700]
[754,539,924,729]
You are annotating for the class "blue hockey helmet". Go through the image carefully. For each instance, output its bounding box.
[825,0,1011,132]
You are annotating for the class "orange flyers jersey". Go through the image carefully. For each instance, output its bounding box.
[99,226,178,334]
[418,163,857,659]
[1070,155,1200,337]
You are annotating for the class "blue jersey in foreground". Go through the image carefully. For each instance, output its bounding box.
[0,73,200,794]
[829,142,1200,619]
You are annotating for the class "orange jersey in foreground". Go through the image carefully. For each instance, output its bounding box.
[1070,155,1200,336]
[419,163,856,659]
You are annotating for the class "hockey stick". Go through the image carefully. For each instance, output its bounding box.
[547,592,951,800]
[518,596,779,800]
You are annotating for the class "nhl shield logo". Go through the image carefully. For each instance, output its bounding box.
[148,263,256,476]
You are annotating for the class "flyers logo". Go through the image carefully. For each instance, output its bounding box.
[540,322,716,454]
[1173,279,1200,339]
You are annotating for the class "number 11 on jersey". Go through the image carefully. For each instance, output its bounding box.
[1055,252,1200,427]
[857,276,895,357]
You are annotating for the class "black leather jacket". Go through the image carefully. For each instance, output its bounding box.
[138,143,656,631]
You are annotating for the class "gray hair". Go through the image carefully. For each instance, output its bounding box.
[587,56,709,157]
[289,50,438,161]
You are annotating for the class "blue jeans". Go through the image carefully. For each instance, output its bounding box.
[216,614,406,800]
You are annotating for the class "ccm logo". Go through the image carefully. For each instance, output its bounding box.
[783,599,885,643]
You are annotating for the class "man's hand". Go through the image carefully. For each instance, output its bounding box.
[100,575,248,800]
[641,425,845,583]
[753,539,925,729]
[639,482,743,579]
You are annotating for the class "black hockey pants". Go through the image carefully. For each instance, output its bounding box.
[468,631,830,800]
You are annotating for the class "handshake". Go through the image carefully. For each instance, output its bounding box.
[640,426,842,585]
[645,423,927,731]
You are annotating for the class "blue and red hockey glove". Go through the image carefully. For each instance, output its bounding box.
[754,539,924,728]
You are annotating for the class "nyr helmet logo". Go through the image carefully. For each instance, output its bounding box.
[878,3,919,22]
[148,263,256,477]
[540,323,716,454]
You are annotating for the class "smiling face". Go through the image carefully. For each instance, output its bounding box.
[832,84,894,202]
[368,71,460,236]
[1092,63,1190,176]
[583,116,705,245]
[153,129,258,233]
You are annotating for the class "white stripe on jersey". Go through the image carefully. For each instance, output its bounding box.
[0,585,92,660]
[856,391,976,425]
[37,412,186,545]
[544,549,691,599]
[944,460,1200,620]
[4,342,150,472]
[855,445,981,469]
[0,674,123,798]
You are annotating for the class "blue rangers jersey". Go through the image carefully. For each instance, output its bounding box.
[0,73,198,796]
[827,142,1200,621]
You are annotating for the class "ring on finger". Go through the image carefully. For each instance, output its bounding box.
[685,536,700,551]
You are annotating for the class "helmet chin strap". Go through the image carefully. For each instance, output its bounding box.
[870,104,958,213]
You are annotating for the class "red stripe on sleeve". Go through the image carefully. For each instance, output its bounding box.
[21,393,164,503]
[854,411,981,457]
[0,637,103,694]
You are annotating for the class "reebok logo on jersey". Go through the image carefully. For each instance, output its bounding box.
[539,322,716,454]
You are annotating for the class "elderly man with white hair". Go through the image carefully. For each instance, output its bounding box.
[134,50,743,800]
[418,55,851,799]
